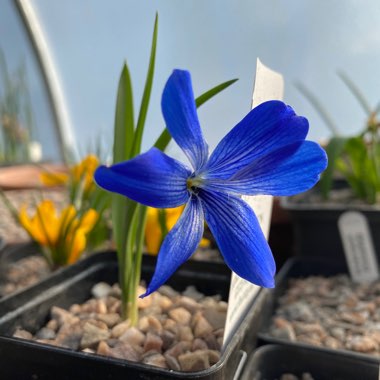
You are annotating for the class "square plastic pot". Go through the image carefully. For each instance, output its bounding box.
[240,344,379,380]
[0,251,268,380]
[282,195,380,261]
[257,256,380,364]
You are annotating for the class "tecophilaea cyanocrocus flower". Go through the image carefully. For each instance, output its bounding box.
[95,69,327,297]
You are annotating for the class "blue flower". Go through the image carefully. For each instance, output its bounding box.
[95,69,327,297]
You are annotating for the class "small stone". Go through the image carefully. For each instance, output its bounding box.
[165,341,192,358]
[204,333,221,350]
[146,316,163,334]
[109,299,121,314]
[13,328,33,340]
[143,332,163,353]
[192,338,208,351]
[111,321,130,338]
[91,282,112,299]
[110,341,142,361]
[165,354,181,371]
[69,304,82,314]
[162,318,178,335]
[159,285,179,298]
[82,348,95,354]
[137,290,152,309]
[194,315,213,338]
[80,322,111,349]
[142,353,167,368]
[51,306,79,327]
[119,327,145,347]
[178,326,194,342]
[161,330,176,350]
[207,349,220,365]
[338,311,367,325]
[96,313,121,328]
[293,322,327,338]
[323,336,342,349]
[203,308,226,330]
[169,307,192,325]
[157,295,173,311]
[182,285,204,301]
[97,340,112,356]
[46,319,58,332]
[329,327,346,341]
[109,284,122,298]
[178,350,210,371]
[35,327,56,340]
[297,334,322,346]
[178,296,202,313]
[271,325,296,341]
[347,336,379,353]
[95,299,108,314]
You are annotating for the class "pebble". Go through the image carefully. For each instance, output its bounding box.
[168,307,192,325]
[91,282,112,299]
[80,322,111,349]
[119,327,145,346]
[35,327,56,340]
[178,349,210,371]
[268,274,380,357]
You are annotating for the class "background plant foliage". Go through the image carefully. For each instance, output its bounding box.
[297,72,380,204]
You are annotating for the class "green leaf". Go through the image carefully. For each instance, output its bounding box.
[337,70,372,117]
[195,78,238,108]
[295,82,340,137]
[113,63,134,163]
[131,13,158,157]
[154,78,238,151]
[320,137,347,199]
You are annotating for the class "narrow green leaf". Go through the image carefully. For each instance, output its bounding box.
[295,82,340,137]
[320,137,347,199]
[114,63,134,163]
[154,78,238,151]
[131,13,158,157]
[337,70,372,116]
[195,78,238,108]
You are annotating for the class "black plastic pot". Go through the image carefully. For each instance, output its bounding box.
[0,251,268,379]
[257,256,380,364]
[241,344,379,380]
[282,195,380,261]
[0,243,107,315]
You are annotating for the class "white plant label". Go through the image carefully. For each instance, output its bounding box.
[223,59,284,345]
[338,211,379,283]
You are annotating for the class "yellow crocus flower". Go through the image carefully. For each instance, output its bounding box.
[40,154,99,195]
[71,154,99,194]
[39,171,68,187]
[19,200,98,266]
[145,205,209,255]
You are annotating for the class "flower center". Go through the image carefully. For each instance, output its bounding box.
[187,176,204,195]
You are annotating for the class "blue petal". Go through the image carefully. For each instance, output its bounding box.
[141,196,204,297]
[200,189,275,287]
[205,141,327,196]
[162,70,209,170]
[94,147,191,208]
[204,101,309,179]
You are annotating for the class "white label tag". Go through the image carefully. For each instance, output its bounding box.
[338,211,379,283]
[223,59,284,345]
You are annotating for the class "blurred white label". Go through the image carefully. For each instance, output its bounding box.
[223,59,284,346]
[28,141,42,162]
[338,211,379,283]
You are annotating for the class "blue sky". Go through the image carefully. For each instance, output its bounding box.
[3,1,380,162]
